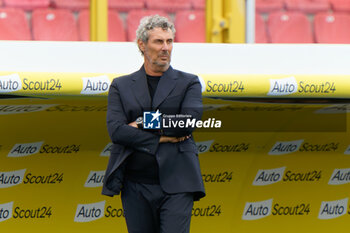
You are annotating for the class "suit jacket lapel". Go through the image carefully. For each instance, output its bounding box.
[152,66,177,109]
[130,66,151,111]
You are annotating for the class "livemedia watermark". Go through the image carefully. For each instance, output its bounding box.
[143,110,222,130]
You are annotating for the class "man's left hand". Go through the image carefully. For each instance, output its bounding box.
[128,121,138,128]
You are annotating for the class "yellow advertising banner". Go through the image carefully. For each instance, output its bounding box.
[1,72,350,233]
[1,71,350,97]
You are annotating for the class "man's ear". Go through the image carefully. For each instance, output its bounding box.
[137,39,145,53]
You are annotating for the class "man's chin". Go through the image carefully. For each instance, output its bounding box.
[156,62,170,70]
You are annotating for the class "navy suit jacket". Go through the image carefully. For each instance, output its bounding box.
[102,65,205,201]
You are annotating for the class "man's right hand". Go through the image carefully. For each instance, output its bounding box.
[159,135,190,143]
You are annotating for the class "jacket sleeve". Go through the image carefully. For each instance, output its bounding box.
[106,79,160,155]
[162,76,203,137]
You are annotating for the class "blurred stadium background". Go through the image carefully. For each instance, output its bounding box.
[0,0,349,43]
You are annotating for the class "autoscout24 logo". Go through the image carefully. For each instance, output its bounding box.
[143,110,221,129]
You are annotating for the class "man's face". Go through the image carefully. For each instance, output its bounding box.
[139,27,174,74]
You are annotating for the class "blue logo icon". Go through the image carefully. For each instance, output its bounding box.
[143,110,162,129]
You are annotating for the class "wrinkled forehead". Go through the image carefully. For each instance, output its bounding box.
[147,27,174,40]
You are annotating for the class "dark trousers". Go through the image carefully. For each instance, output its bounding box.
[121,179,194,233]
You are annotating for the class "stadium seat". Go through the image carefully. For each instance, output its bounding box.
[175,10,205,42]
[314,12,350,43]
[330,0,350,12]
[52,0,89,10]
[0,0,3,6]
[256,0,285,13]
[285,0,330,13]
[78,10,126,41]
[108,0,144,12]
[191,0,205,10]
[4,0,50,10]
[255,13,268,43]
[126,10,168,41]
[145,0,191,12]
[32,9,79,41]
[0,8,31,40]
[267,11,314,43]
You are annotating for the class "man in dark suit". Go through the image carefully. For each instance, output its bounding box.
[102,15,205,233]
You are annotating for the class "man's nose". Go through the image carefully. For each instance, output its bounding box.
[161,42,169,50]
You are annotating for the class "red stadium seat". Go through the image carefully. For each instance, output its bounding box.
[267,11,313,43]
[256,0,285,13]
[314,12,350,43]
[4,0,50,10]
[32,9,79,41]
[175,10,205,42]
[108,0,144,12]
[126,10,168,41]
[330,0,350,12]
[145,0,191,12]
[255,13,268,43]
[78,10,126,41]
[191,0,205,10]
[52,0,89,10]
[0,8,31,40]
[285,0,329,13]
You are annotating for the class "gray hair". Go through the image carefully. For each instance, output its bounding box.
[136,15,176,54]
